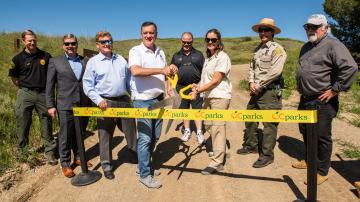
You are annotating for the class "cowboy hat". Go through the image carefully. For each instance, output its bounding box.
[252,18,281,34]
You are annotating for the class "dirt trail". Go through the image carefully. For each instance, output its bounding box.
[2,64,360,202]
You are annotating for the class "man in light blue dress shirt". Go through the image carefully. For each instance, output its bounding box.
[83,31,137,180]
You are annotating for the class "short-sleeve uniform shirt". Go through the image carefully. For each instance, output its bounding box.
[200,51,232,99]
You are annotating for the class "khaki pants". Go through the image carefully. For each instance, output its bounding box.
[203,98,230,168]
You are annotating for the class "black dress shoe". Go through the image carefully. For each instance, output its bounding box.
[104,170,115,180]
[252,157,274,168]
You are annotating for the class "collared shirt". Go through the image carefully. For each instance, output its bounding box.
[249,40,287,92]
[65,53,82,80]
[200,50,232,99]
[9,48,52,88]
[128,43,167,100]
[171,48,204,86]
[296,35,358,95]
[83,52,130,105]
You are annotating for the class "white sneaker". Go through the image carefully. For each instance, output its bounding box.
[181,129,191,142]
[196,131,205,145]
[139,175,162,189]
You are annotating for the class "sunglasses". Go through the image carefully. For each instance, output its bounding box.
[98,40,113,45]
[205,38,218,43]
[63,42,77,46]
[258,27,273,33]
[303,24,322,31]
[182,41,193,45]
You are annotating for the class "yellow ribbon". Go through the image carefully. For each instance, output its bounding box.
[73,107,317,123]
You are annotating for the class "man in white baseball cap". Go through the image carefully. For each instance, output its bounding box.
[303,14,329,43]
[293,13,358,185]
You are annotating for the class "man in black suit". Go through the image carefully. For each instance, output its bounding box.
[46,34,92,178]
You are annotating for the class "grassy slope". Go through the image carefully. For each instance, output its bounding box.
[0,32,357,174]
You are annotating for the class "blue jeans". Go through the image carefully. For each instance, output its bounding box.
[134,98,163,178]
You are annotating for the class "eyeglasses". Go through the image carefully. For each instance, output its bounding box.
[258,27,273,33]
[205,38,218,43]
[182,41,193,45]
[303,24,322,31]
[98,40,113,45]
[63,42,77,46]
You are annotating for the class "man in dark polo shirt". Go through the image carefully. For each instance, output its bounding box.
[9,30,57,165]
[170,32,205,144]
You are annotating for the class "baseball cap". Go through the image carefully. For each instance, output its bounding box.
[305,14,328,26]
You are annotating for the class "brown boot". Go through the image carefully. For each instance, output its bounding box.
[304,174,328,185]
[292,160,307,169]
[62,167,75,178]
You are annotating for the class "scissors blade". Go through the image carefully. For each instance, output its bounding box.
[164,119,174,134]
[164,92,182,134]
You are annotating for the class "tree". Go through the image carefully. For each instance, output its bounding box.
[323,0,360,57]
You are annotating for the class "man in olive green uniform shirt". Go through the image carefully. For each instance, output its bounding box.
[237,18,287,168]
[9,30,57,165]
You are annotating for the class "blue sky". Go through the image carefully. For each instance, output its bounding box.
[0,0,327,41]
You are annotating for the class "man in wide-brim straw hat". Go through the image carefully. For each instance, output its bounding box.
[237,18,287,168]
[251,18,281,35]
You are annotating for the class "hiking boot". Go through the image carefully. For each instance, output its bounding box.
[252,157,274,168]
[292,160,307,169]
[236,146,258,155]
[139,175,162,189]
[181,129,191,142]
[201,165,224,175]
[304,174,328,185]
[196,131,205,145]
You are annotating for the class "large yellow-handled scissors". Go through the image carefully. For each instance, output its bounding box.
[167,74,193,100]
[148,74,194,134]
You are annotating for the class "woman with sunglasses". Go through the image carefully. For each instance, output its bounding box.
[191,28,232,175]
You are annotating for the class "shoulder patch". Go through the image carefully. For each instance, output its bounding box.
[272,47,285,57]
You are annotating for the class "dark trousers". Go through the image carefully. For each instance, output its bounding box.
[244,89,282,159]
[97,96,137,171]
[15,88,56,155]
[298,95,338,176]
[58,110,82,167]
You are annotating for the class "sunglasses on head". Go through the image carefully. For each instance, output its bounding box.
[205,38,218,43]
[63,42,77,46]
[303,24,322,31]
[258,27,273,33]
[98,40,113,45]
[182,41,193,45]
